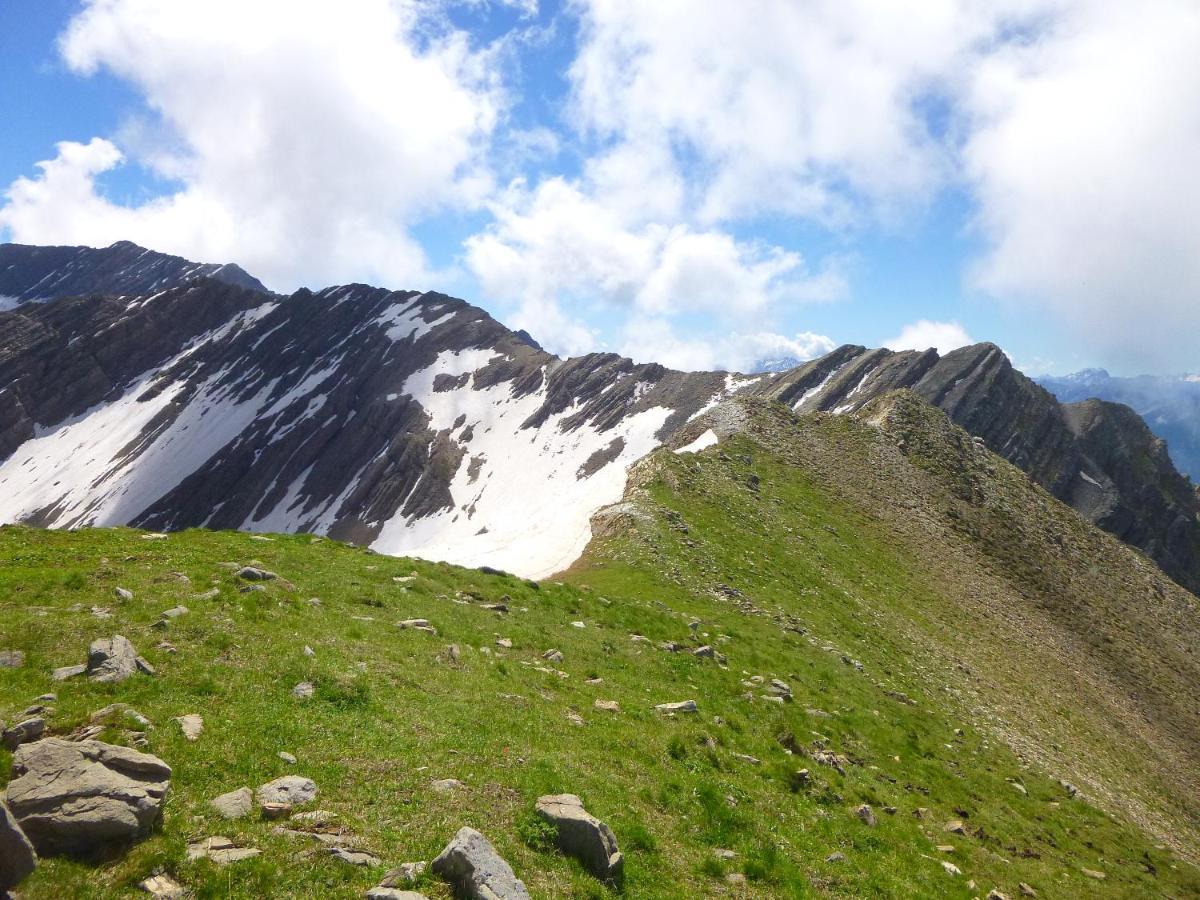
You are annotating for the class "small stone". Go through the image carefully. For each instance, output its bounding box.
[0,650,25,668]
[825,852,845,863]
[913,807,928,819]
[1011,782,1027,795]
[1019,883,1037,897]
[654,700,697,714]
[293,681,315,699]
[936,845,955,853]
[211,787,254,819]
[380,860,428,886]
[398,619,431,629]
[566,712,584,726]
[571,621,585,628]
[942,861,962,876]
[713,848,736,860]
[542,649,564,663]
[257,775,318,806]
[328,846,381,866]
[139,873,185,898]
[986,891,1010,900]
[480,603,508,613]
[2,718,45,751]
[854,804,877,826]
[236,566,275,581]
[496,638,513,649]
[732,753,761,765]
[1081,868,1106,880]
[161,606,188,619]
[726,873,746,884]
[303,645,316,657]
[115,587,134,601]
[292,809,338,826]
[368,889,429,900]
[593,699,619,713]
[432,826,530,900]
[261,802,292,820]
[945,820,966,834]
[187,836,261,864]
[279,751,298,764]
[175,714,203,741]
[430,778,464,793]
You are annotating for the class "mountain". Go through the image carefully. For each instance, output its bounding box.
[1,390,1197,896]
[1039,368,1200,482]
[0,240,1198,596]
[0,240,266,306]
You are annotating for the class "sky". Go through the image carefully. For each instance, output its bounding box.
[1,1,1197,376]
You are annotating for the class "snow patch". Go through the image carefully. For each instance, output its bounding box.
[674,429,719,454]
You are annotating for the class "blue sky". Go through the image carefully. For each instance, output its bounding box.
[2,0,1197,375]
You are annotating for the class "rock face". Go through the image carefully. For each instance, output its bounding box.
[0,240,1196,591]
[535,794,623,883]
[431,826,530,900]
[4,739,171,854]
[0,800,37,890]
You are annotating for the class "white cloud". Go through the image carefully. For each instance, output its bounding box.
[464,176,845,358]
[885,320,975,355]
[0,0,501,291]
[618,321,836,372]
[963,0,1200,373]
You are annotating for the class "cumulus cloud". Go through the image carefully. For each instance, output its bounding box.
[465,176,845,357]
[963,0,1200,372]
[0,0,501,291]
[617,321,836,373]
[885,320,975,355]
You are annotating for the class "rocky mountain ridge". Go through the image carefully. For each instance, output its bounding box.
[0,240,1197,594]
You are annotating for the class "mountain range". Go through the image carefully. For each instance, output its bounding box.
[0,239,1197,595]
[1039,368,1200,482]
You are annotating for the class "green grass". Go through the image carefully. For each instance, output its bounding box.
[0,400,1198,897]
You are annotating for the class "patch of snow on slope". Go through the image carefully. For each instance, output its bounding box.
[794,362,847,411]
[0,295,20,312]
[372,348,673,579]
[376,294,455,342]
[674,429,719,454]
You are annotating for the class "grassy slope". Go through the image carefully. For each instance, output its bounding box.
[0,396,1196,898]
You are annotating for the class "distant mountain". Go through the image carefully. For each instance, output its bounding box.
[1038,369,1200,482]
[749,355,804,373]
[0,240,1198,595]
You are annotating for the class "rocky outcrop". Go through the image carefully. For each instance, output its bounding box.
[5,739,171,854]
[0,800,37,890]
[534,794,623,883]
[431,826,530,900]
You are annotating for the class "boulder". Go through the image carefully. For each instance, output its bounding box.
[431,826,530,900]
[257,775,318,806]
[535,794,623,883]
[5,739,171,854]
[0,800,37,890]
[2,718,45,751]
[86,635,141,683]
[210,787,254,819]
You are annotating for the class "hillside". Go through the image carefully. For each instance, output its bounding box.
[2,240,1199,598]
[2,394,1196,898]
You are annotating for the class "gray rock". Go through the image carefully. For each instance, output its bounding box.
[210,787,254,819]
[0,800,37,890]
[654,700,698,714]
[175,714,203,741]
[2,718,45,751]
[380,861,428,886]
[0,650,25,668]
[279,751,297,764]
[432,827,529,899]
[5,738,171,853]
[257,775,318,806]
[328,846,381,866]
[86,635,141,683]
[52,663,87,682]
[593,699,619,713]
[139,873,186,898]
[161,606,188,619]
[115,587,134,601]
[855,804,877,826]
[367,890,429,900]
[236,566,275,581]
[186,835,261,864]
[430,778,464,793]
[293,681,315,699]
[542,649,563,663]
[535,794,623,883]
